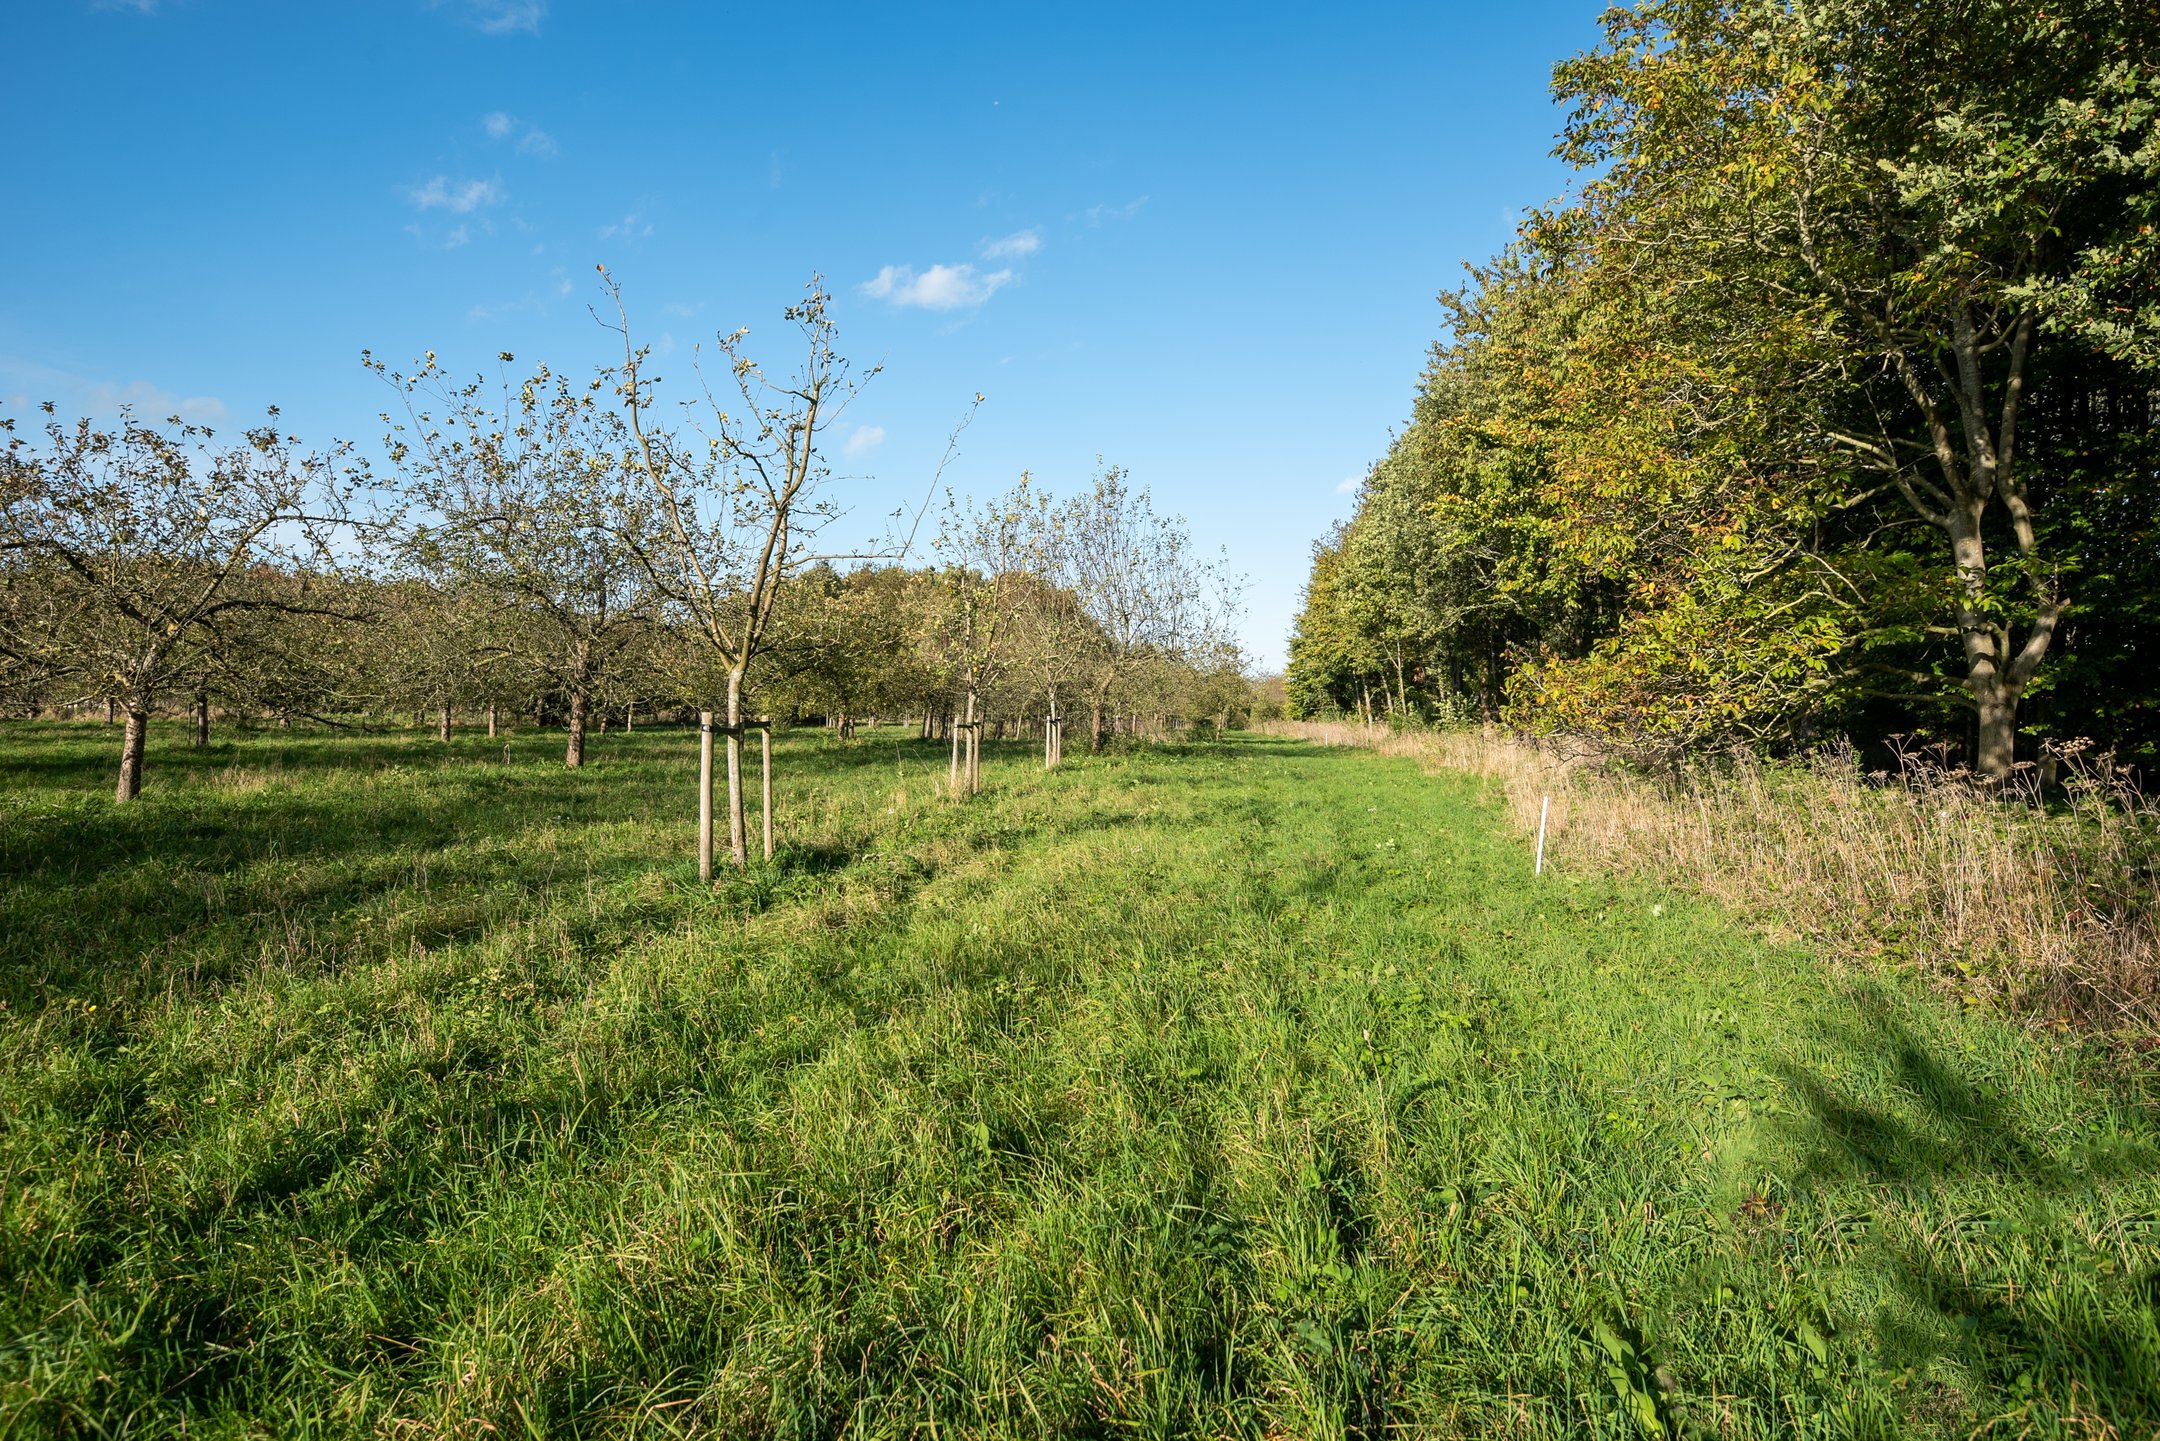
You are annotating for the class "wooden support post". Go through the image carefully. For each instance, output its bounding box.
[698,710,715,883]
[760,719,773,862]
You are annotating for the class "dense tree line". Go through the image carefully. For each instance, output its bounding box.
[1288,0,2159,777]
[0,281,1245,861]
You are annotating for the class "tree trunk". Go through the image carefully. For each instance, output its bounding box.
[1090,699,1106,754]
[116,705,148,801]
[439,701,452,743]
[625,699,635,734]
[725,669,747,869]
[193,691,209,749]
[487,703,498,738]
[565,687,588,768]
[105,697,117,725]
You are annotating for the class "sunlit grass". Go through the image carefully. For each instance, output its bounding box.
[1,720,2155,1437]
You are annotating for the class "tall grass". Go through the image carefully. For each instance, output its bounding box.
[4,721,2157,1436]
[1266,720,2160,1028]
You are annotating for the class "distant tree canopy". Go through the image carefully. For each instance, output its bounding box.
[1289,0,2160,775]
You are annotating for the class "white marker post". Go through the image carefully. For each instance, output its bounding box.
[1534,794,1550,876]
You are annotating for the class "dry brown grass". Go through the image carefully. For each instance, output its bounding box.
[1263,719,2160,1029]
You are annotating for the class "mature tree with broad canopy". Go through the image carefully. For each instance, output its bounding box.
[1552,0,2160,776]
[371,352,660,767]
[0,407,360,798]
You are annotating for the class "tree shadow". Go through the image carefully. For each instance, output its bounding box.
[1764,982,2160,1432]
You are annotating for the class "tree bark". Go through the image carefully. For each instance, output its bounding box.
[105,697,118,725]
[439,701,452,744]
[487,703,498,738]
[193,691,210,749]
[116,705,148,801]
[565,687,587,768]
[1090,698,1106,754]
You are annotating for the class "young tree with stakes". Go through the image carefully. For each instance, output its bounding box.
[933,475,1041,795]
[604,271,976,876]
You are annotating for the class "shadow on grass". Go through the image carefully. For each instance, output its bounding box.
[1768,983,2160,1433]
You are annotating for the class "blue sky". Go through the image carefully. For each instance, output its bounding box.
[2,0,1604,669]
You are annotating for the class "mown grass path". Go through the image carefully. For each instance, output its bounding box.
[1,723,2155,1438]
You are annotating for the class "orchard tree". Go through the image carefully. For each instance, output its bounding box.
[0,407,359,799]
[371,352,660,767]
[933,475,1042,794]
[1059,465,1233,751]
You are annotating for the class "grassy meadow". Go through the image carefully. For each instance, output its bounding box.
[1,720,2155,1438]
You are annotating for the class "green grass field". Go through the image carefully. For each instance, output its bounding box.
[1,721,2154,1438]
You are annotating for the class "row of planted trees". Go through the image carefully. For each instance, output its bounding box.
[0,276,1243,874]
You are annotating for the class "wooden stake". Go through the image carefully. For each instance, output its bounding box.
[698,710,715,883]
[760,719,773,861]
[1535,795,1549,876]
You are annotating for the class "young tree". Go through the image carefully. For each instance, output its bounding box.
[606,274,869,875]
[1058,466,1231,752]
[933,475,1042,794]
[371,353,659,768]
[0,407,358,798]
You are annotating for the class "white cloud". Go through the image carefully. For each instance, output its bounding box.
[1335,475,1361,494]
[859,262,1013,311]
[408,175,505,213]
[462,0,545,34]
[93,0,161,12]
[598,212,652,242]
[844,424,886,457]
[981,228,1041,259]
[1084,196,1149,226]
[481,111,555,156]
[1,357,226,424]
[444,224,472,249]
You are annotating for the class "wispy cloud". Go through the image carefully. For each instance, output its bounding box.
[482,112,557,157]
[479,113,552,157]
[93,0,161,12]
[859,262,1012,311]
[981,228,1041,259]
[1334,475,1361,495]
[408,175,505,213]
[844,424,886,457]
[1,356,226,424]
[1084,196,1149,227]
[597,212,652,242]
[453,0,545,34]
